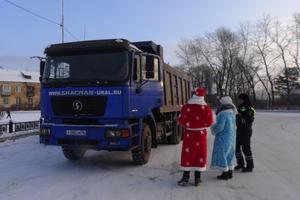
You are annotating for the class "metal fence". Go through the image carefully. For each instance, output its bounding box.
[0,121,40,136]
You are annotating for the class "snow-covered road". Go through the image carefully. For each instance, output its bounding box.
[1,112,300,200]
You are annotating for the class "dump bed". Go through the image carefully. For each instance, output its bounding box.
[160,63,192,113]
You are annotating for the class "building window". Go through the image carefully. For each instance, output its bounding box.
[1,85,11,96]
[3,97,9,107]
[27,86,34,92]
[3,85,11,92]
[16,97,21,105]
[16,85,22,93]
[28,97,33,106]
[26,86,35,97]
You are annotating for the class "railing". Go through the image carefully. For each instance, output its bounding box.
[0,121,40,136]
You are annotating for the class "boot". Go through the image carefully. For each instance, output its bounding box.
[242,168,253,172]
[194,171,201,186]
[217,171,229,180]
[234,165,245,171]
[242,159,254,173]
[178,171,190,186]
[228,170,233,179]
[235,155,245,170]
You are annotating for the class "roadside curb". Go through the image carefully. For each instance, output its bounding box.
[0,130,39,143]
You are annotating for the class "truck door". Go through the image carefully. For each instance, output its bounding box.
[129,53,163,118]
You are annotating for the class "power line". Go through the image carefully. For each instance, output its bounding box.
[4,0,60,26]
[65,27,79,40]
[4,0,79,41]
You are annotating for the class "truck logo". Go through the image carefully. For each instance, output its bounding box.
[72,100,83,112]
[49,90,122,96]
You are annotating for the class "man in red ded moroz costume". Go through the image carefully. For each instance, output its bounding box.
[177,87,214,186]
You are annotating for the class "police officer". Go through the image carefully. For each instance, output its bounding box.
[235,93,255,172]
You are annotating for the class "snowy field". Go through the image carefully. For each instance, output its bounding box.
[0,110,40,123]
[0,112,300,200]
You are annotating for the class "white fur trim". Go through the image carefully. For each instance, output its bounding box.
[186,127,210,131]
[187,95,207,105]
[219,109,234,114]
[219,108,238,115]
[180,166,207,172]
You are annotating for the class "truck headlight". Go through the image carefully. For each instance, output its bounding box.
[105,129,129,138]
[40,127,51,135]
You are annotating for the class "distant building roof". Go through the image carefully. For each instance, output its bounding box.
[0,68,39,83]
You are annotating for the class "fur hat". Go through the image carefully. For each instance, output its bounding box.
[195,87,206,97]
[219,96,237,113]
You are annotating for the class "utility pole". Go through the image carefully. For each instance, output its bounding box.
[61,0,64,43]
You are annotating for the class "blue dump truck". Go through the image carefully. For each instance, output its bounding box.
[39,39,192,164]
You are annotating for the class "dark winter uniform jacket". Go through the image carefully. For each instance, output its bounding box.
[236,103,255,134]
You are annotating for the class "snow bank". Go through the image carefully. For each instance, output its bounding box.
[0,110,40,123]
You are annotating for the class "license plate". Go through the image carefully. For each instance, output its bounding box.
[66,130,87,136]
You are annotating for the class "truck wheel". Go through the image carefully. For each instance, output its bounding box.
[132,123,152,165]
[168,120,182,144]
[62,147,86,161]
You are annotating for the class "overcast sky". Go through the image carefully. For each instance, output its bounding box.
[0,0,300,71]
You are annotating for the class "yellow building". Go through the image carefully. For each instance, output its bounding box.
[0,68,40,110]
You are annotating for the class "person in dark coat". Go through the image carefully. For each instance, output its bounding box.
[6,110,11,119]
[235,93,255,172]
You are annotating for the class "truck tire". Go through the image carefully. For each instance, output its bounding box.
[132,123,152,165]
[167,120,182,144]
[62,147,86,161]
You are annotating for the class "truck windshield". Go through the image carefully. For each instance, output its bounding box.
[43,51,129,83]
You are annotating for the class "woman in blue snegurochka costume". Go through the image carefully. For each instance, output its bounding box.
[211,96,237,180]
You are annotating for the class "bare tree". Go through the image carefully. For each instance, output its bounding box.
[252,15,279,108]
[176,13,300,109]
[289,13,300,72]
[237,22,260,103]
[271,19,293,108]
[177,28,253,99]
[176,39,215,93]
[176,40,193,68]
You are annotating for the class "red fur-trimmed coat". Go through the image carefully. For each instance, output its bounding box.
[178,104,214,171]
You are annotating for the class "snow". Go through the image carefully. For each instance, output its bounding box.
[0,68,39,83]
[0,110,40,123]
[0,112,300,200]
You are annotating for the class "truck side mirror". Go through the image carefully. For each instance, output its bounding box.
[145,55,155,79]
[39,61,45,82]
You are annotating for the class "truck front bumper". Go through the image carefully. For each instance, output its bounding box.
[39,123,132,151]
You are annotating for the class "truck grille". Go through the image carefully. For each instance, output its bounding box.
[51,96,107,116]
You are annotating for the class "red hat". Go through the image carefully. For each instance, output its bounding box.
[195,87,206,97]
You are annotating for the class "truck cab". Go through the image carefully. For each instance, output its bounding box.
[40,39,191,164]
